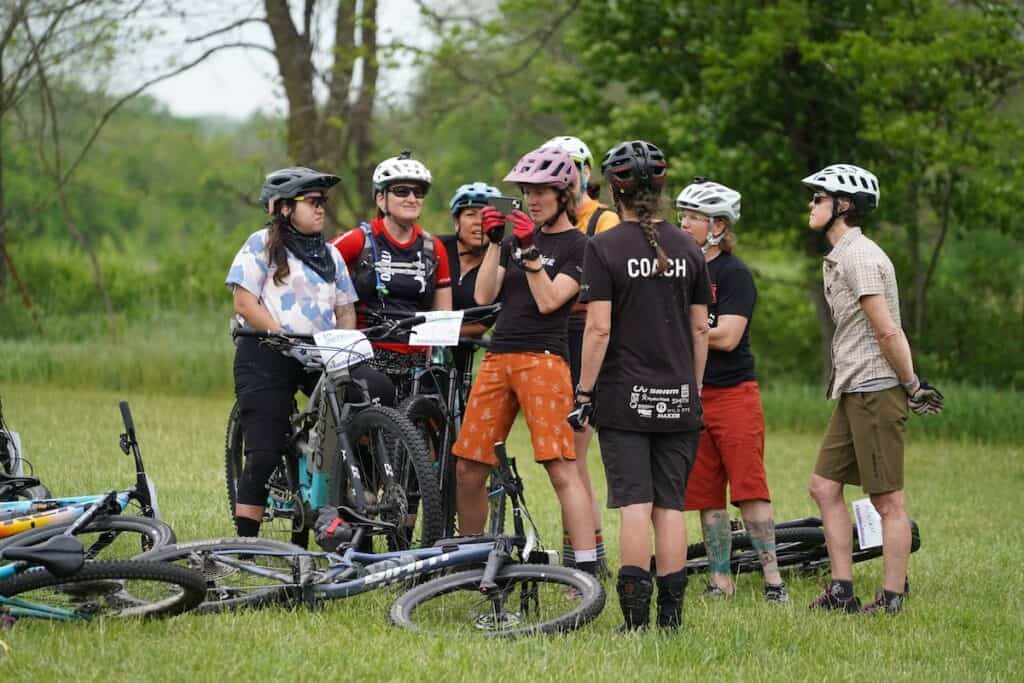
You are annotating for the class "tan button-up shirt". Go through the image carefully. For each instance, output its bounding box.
[823,228,902,399]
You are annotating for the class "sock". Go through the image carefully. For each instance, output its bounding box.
[595,528,606,564]
[575,548,597,564]
[235,516,260,537]
[577,561,598,576]
[619,565,650,580]
[657,568,688,585]
[828,579,854,600]
[883,589,904,601]
[562,531,575,567]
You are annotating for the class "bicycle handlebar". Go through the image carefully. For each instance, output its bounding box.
[232,312,429,345]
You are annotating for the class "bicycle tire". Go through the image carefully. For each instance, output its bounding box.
[225,401,310,547]
[389,564,605,638]
[399,395,455,536]
[135,536,306,614]
[0,560,205,619]
[335,405,442,550]
[0,515,175,559]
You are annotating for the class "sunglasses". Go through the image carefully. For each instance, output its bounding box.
[678,211,710,224]
[295,195,328,209]
[389,185,427,199]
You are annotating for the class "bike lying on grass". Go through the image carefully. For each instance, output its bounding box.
[0,492,204,621]
[139,443,606,638]
[684,516,922,576]
[226,316,441,551]
[0,401,175,559]
[0,397,50,500]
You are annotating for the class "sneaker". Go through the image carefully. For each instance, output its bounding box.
[808,589,861,612]
[861,591,904,615]
[702,581,733,598]
[764,582,789,604]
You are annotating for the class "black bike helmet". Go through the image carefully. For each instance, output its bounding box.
[600,140,668,196]
[260,166,341,214]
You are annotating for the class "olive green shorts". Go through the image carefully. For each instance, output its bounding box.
[814,386,909,494]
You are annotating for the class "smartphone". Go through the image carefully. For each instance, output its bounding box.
[486,195,522,216]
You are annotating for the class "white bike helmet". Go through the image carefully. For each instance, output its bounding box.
[543,136,594,168]
[675,179,742,225]
[801,164,880,210]
[372,149,432,195]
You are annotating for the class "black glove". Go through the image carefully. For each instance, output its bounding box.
[907,377,944,416]
[567,387,595,432]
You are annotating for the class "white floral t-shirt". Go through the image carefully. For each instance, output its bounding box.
[225,229,358,334]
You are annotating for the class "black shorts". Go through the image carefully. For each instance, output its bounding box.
[597,428,699,510]
[567,319,585,387]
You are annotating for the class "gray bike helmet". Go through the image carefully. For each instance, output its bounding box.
[260,167,341,215]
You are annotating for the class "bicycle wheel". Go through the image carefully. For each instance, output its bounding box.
[225,402,310,547]
[0,515,175,559]
[135,536,308,614]
[0,560,205,619]
[685,527,828,576]
[335,406,442,550]
[390,564,604,638]
[796,520,923,573]
[400,395,455,536]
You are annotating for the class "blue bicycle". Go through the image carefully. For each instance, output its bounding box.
[138,443,606,638]
[0,492,204,622]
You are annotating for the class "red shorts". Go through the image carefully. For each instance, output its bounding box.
[684,381,771,510]
[453,352,575,465]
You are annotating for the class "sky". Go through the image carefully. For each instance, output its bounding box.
[138,0,428,119]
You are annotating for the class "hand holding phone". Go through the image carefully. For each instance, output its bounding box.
[486,195,522,216]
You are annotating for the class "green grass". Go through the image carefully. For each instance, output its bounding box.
[1,383,1022,680]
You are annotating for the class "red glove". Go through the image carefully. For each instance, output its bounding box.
[508,210,536,249]
[481,206,506,244]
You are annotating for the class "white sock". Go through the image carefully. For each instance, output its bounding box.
[575,548,597,563]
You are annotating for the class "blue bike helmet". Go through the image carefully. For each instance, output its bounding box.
[449,182,501,216]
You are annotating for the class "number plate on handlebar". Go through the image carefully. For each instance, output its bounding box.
[408,310,465,347]
[313,329,375,370]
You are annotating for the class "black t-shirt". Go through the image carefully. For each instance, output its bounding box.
[489,228,587,359]
[440,234,496,376]
[705,252,757,387]
[580,220,712,432]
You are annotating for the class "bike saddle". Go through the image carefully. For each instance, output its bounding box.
[0,475,42,501]
[336,506,396,531]
[1,535,85,578]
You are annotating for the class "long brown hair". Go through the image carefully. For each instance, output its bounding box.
[265,201,294,286]
[557,187,578,225]
[617,190,667,274]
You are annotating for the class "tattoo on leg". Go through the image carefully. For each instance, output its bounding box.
[745,518,779,572]
[701,511,733,575]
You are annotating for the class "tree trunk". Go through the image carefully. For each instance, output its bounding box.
[350,0,378,218]
[265,0,319,164]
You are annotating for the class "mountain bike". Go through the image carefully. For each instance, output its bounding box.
[396,304,504,537]
[0,489,204,621]
[225,315,441,551]
[0,401,174,559]
[138,442,605,638]
[0,397,50,500]
[683,516,922,576]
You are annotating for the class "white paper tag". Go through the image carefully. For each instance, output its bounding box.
[313,329,374,370]
[852,497,883,549]
[409,310,465,347]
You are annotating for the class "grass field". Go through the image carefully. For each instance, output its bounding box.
[1,383,1022,681]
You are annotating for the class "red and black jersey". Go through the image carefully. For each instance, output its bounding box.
[331,218,451,353]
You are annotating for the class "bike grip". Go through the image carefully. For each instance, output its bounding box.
[119,401,135,434]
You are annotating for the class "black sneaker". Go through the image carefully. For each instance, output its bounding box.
[861,591,905,615]
[764,582,789,604]
[808,589,861,612]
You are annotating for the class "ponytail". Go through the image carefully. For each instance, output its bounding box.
[617,190,667,274]
[265,202,294,285]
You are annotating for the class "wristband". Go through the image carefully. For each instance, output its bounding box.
[575,385,594,399]
[519,246,541,262]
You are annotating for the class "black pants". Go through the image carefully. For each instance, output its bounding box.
[233,337,394,507]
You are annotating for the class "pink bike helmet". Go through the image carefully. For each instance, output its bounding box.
[503,146,579,190]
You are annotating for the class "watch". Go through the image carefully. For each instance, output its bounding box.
[520,246,542,262]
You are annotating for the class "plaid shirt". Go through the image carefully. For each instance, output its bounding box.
[823,228,902,399]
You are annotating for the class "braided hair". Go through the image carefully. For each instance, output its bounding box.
[617,190,667,274]
[265,200,295,285]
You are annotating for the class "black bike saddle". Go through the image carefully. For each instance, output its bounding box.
[1,535,85,578]
[336,506,396,531]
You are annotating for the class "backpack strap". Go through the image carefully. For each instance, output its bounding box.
[358,221,388,296]
[586,207,610,237]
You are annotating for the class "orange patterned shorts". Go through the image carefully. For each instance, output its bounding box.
[453,351,575,465]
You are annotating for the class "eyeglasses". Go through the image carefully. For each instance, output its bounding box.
[678,211,710,225]
[295,195,328,209]
[811,192,829,205]
[389,185,427,199]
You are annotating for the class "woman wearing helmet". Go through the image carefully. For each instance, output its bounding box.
[440,182,502,379]
[452,145,598,576]
[802,164,942,615]
[570,140,711,630]
[330,150,453,400]
[676,179,787,604]
[544,135,620,575]
[226,167,362,538]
